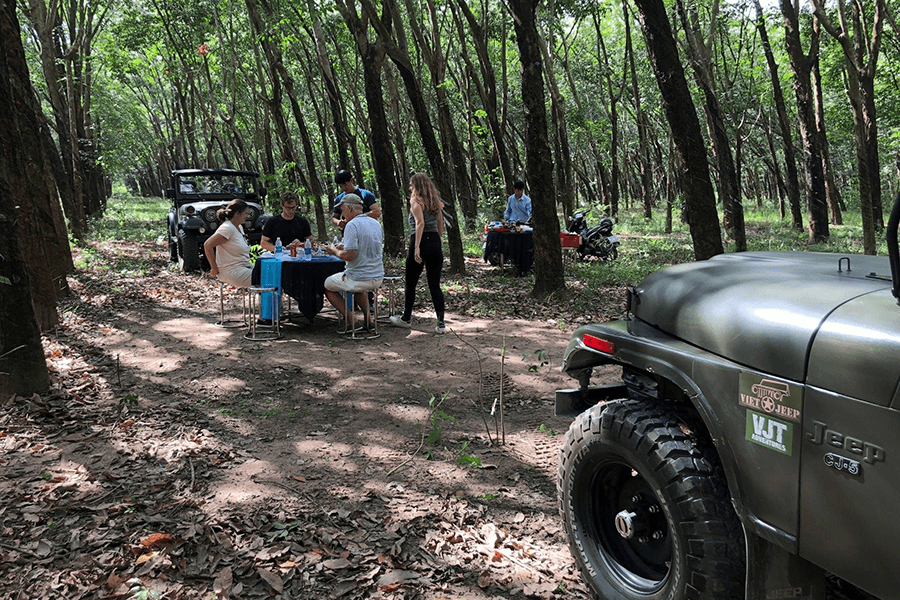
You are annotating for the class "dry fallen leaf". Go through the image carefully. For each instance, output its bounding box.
[256,567,283,593]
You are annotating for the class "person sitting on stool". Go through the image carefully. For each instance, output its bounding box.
[323,194,384,330]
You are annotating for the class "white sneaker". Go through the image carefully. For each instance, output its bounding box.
[434,322,446,334]
[390,315,411,328]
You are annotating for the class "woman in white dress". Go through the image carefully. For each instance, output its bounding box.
[203,199,253,288]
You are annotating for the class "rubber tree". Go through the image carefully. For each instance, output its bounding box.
[631,0,723,260]
[508,0,566,297]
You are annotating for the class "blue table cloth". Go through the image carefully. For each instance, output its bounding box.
[252,254,345,323]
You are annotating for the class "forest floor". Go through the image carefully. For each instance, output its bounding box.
[0,240,627,600]
[1,238,878,600]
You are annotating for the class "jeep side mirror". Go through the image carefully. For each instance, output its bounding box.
[166,188,175,199]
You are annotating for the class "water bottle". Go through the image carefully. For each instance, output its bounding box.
[275,237,282,255]
[304,238,312,260]
[333,235,340,246]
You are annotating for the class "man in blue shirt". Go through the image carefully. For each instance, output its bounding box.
[504,180,532,223]
[332,170,381,231]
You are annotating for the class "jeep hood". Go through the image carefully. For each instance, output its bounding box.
[632,251,893,382]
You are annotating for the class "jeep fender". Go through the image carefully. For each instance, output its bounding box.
[180,215,206,231]
[560,319,828,599]
[561,319,788,550]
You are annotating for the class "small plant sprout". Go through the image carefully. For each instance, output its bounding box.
[522,349,550,372]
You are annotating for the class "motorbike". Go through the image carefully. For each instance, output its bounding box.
[566,210,619,261]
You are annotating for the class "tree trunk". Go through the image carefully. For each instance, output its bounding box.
[335,0,407,257]
[454,0,514,194]
[358,0,465,270]
[810,22,843,226]
[0,0,56,395]
[677,0,745,252]
[754,0,803,230]
[810,0,883,252]
[632,0,723,260]
[782,0,830,244]
[508,0,566,297]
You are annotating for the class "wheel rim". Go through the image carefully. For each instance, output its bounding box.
[589,460,672,592]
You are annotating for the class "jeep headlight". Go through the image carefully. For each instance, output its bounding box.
[203,208,218,223]
[246,206,259,226]
[183,205,196,216]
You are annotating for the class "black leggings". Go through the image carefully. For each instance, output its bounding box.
[403,232,444,323]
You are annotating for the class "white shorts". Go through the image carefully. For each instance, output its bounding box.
[324,272,383,293]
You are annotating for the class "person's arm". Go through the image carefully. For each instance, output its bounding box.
[367,202,382,219]
[260,235,275,252]
[410,200,425,263]
[325,245,357,262]
[503,197,513,222]
[204,233,227,278]
[525,197,532,221]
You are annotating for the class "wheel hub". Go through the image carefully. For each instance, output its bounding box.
[615,510,637,538]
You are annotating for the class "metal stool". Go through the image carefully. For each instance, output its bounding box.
[340,286,380,340]
[377,276,403,322]
[215,282,248,328]
[244,286,283,341]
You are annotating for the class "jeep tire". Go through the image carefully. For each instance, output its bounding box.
[558,399,745,600]
[178,228,200,272]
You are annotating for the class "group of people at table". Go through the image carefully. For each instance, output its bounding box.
[203,170,451,334]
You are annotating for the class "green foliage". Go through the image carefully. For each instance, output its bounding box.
[456,441,482,468]
[522,349,550,372]
[85,192,168,243]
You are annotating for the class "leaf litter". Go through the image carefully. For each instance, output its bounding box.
[0,240,624,599]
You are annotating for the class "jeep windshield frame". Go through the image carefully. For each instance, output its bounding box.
[170,169,263,205]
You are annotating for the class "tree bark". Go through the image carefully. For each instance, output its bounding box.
[0,0,53,395]
[782,0,830,244]
[508,0,566,297]
[677,0,745,252]
[753,0,803,229]
[632,0,723,260]
[335,0,407,257]
[810,0,883,253]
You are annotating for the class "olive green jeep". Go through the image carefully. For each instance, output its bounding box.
[555,198,900,600]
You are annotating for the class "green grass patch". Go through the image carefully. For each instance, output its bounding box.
[85,192,168,243]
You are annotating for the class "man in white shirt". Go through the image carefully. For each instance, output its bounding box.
[324,194,384,328]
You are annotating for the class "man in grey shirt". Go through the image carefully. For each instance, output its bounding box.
[324,194,384,328]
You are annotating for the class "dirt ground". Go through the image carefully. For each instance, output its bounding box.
[1,240,629,600]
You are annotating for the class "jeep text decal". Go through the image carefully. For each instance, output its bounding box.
[739,373,801,423]
[746,411,793,456]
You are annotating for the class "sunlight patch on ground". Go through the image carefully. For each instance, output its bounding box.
[153,317,238,350]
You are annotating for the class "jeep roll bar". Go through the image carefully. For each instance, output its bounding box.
[888,191,900,302]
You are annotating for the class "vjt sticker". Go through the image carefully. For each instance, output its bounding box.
[746,410,793,456]
[739,373,801,423]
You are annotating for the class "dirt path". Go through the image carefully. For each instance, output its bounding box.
[1,241,621,599]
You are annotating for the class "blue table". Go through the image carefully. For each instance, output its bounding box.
[252,254,345,323]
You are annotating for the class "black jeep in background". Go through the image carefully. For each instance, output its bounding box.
[166,168,269,272]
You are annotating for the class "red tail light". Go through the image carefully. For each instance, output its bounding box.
[583,334,615,354]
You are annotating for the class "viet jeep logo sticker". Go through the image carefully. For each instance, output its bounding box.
[746,411,793,456]
[739,373,801,422]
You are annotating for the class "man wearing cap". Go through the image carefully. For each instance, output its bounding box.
[332,170,381,231]
[324,194,384,328]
